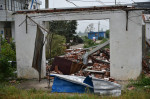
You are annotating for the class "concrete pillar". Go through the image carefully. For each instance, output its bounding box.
[45,0,49,8]
[15,15,46,79]
[110,11,143,80]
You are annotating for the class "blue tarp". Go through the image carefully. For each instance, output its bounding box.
[50,74,121,96]
[51,74,93,93]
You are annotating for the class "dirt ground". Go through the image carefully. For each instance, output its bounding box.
[16,79,52,91]
[70,44,84,49]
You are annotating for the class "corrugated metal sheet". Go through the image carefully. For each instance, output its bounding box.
[92,77,121,96]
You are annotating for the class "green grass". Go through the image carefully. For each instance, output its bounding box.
[1,82,150,99]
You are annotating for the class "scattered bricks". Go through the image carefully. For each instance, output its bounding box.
[105,71,110,77]
[128,86,135,90]
[93,63,99,67]
[94,73,103,79]
[48,48,117,82]
[74,55,78,60]
[109,77,115,82]
[9,80,16,83]
[146,74,150,78]
[55,65,63,74]
[65,49,73,53]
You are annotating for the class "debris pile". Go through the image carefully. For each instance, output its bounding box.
[48,47,116,82]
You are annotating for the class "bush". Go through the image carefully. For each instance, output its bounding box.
[0,36,16,81]
[98,37,104,40]
[130,74,150,88]
[83,36,97,48]
[46,34,66,59]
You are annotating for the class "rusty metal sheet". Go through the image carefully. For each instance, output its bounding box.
[50,57,73,75]
[70,62,84,74]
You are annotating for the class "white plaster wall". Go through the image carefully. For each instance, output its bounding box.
[15,15,46,79]
[110,11,143,80]
[146,23,150,40]
[0,10,14,21]
[15,10,143,80]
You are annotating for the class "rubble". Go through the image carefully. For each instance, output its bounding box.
[48,46,115,82]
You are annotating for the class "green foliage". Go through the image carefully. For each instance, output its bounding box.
[129,74,150,88]
[100,38,108,44]
[106,30,110,38]
[1,83,150,99]
[49,20,77,43]
[100,38,110,49]
[83,36,97,48]
[72,35,83,45]
[0,36,16,81]
[46,34,66,59]
[98,36,104,40]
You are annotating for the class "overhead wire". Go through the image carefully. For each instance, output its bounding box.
[96,0,105,5]
[69,0,127,3]
[66,0,78,7]
[131,0,135,3]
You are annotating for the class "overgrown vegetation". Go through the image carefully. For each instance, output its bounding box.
[83,36,98,48]
[83,36,109,48]
[0,36,16,81]
[106,30,110,38]
[0,82,150,99]
[129,74,150,89]
[46,34,66,59]
[49,20,77,43]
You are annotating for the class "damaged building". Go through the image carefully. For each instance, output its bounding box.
[13,5,147,80]
[0,0,42,42]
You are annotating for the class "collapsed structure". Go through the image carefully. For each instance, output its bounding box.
[14,5,145,80]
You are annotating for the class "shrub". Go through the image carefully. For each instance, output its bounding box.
[46,34,66,59]
[0,36,16,81]
[83,37,97,48]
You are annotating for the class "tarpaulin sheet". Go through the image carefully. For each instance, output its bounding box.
[50,74,93,93]
[50,74,121,96]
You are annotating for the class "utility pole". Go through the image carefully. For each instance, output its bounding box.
[98,21,100,32]
[45,0,49,33]
[115,0,116,5]
[45,0,49,8]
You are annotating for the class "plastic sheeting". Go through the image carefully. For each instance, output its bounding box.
[51,74,93,93]
[50,74,121,96]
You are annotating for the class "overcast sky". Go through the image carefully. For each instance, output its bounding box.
[39,0,148,33]
[40,0,147,8]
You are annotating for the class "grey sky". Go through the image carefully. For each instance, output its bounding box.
[40,0,147,33]
[40,0,147,8]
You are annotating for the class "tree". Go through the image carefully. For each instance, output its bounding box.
[84,23,95,33]
[49,20,77,43]
[0,37,16,80]
[106,30,110,38]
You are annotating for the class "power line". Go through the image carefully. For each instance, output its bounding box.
[70,0,127,3]
[131,0,135,3]
[66,0,78,7]
[96,0,105,5]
